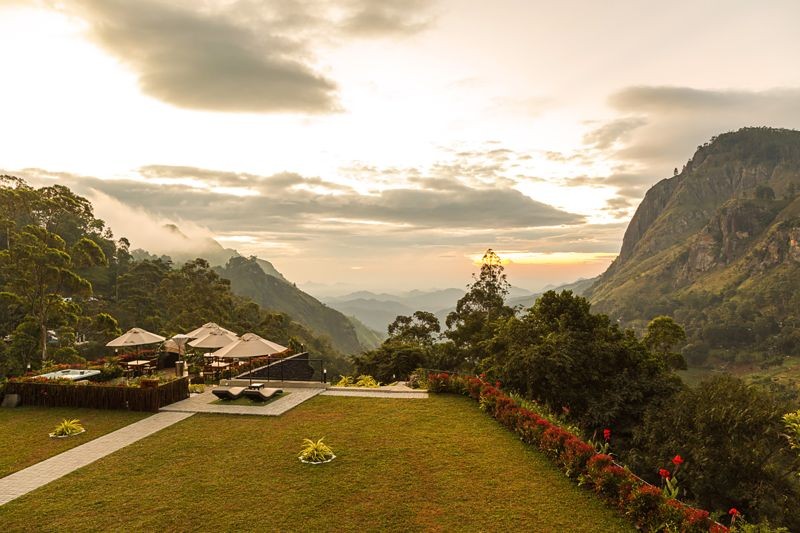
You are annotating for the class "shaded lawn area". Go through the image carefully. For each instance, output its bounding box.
[0,406,149,478]
[0,395,633,532]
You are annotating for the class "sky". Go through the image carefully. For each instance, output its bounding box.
[2,0,800,294]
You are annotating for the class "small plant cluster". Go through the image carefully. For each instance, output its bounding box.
[50,418,85,438]
[334,375,380,388]
[188,384,205,394]
[298,437,335,464]
[428,372,745,532]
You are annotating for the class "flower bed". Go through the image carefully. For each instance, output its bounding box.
[428,372,722,532]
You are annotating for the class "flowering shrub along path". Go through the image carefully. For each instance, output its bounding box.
[427,373,723,533]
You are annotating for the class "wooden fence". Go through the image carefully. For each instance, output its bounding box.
[5,377,189,412]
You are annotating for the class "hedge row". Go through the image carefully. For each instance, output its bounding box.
[427,372,727,533]
[5,376,189,412]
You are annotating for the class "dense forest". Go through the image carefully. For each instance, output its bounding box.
[0,175,350,377]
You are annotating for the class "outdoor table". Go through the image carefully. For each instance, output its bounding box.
[208,361,230,380]
[126,359,151,377]
[247,382,264,390]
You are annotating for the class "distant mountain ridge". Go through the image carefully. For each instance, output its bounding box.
[322,285,575,335]
[587,127,800,365]
[132,225,378,354]
[215,256,375,354]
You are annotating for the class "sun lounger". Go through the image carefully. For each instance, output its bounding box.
[243,387,283,402]
[212,386,246,400]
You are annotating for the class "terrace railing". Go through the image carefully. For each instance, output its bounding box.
[236,352,327,383]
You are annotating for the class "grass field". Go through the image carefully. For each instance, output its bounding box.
[0,406,149,478]
[0,395,631,532]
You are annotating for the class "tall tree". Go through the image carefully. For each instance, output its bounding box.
[444,249,513,369]
[0,225,104,363]
[388,311,440,346]
[643,315,687,370]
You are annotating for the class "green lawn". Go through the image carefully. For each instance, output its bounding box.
[0,395,632,532]
[0,406,149,478]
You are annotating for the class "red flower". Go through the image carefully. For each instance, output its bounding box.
[672,454,684,466]
[728,508,740,517]
[658,468,671,479]
[495,380,502,388]
[603,428,611,442]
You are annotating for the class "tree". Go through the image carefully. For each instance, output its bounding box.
[351,341,427,382]
[643,316,687,370]
[0,225,101,364]
[444,249,514,369]
[388,311,440,345]
[488,290,682,436]
[634,376,800,529]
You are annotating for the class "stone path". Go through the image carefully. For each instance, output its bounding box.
[321,388,428,399]
[0,411,193,506]
[321,381,428,398]
[159,387,325,415]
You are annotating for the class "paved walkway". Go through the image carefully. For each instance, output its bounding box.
[322,386,428,399]
[160,387,325,415]
[321,389,428,398]
[0,411,193,506]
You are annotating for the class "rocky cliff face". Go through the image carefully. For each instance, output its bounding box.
[587,128,800,364]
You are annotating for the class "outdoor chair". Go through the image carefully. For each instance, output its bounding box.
[212,386,246,401]
[243,387,283,402]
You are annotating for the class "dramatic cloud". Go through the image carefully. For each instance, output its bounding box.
[45,0,436,113]
[583,117,646,150]
[17,165,581,242]
[63,0,338,113]
[341,0,435,37]
[595,86,800,173]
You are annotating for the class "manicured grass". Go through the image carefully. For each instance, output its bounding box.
[0,406,149,478]
[211,391,288,406]
[0,395,633,532]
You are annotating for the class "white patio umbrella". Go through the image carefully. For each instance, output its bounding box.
[185,322,237,339]
[212,333,288,385]
[106,327,166,347]
[187,328,239,349]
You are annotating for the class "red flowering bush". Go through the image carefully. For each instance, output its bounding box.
[625,485,664,530]
[427,372,717,532]
[426,372,451,392]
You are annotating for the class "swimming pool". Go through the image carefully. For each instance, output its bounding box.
[37,369,102,381]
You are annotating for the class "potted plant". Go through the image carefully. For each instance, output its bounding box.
[49,418,85,438]
[298,437,336,464]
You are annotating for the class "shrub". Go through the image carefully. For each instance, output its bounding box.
[334,375,353,387]
[50,418,85,437]
[429,372,721,533]
[354,375,380,388]
[298,437,335,464]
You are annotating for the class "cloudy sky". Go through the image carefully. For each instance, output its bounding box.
[2,1,800,294]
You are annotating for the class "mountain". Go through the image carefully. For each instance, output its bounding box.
[327,298,415,334]
[132,224,289,283]
[323,286,539,334]
[507,277,597,308]
[587,127,800,366]
[215,256,367,354]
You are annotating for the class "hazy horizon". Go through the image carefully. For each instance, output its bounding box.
[4,1,800,292]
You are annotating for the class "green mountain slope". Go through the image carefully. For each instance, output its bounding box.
[215,256,366,354]
[587,127,800,366]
